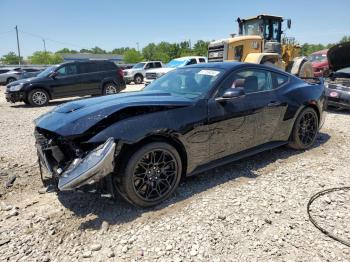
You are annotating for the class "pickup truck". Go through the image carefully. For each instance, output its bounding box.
[144,56,207,85]
[123,61,164,84]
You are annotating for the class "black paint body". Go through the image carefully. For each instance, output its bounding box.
[35,63,326,177]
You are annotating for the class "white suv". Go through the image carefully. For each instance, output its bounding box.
[144,56,207,85]
[123,61,164,84]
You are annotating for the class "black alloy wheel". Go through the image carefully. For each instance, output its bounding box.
[289,107,319,150]
[133,149,178,201]
[117,142,182,207]
[298,111,318,146]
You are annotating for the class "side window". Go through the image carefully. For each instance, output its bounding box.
[56,64,78,76]
[218,69,273,96]
[186,59,197,65]
[199,58,206,63]
[272,72,289,88]
[0,70,10,74]
[80,63,97,73]
[154,62,162,68]
[234,45,243,61]
[144,63,152,69]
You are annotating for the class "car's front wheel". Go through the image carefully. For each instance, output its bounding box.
[288,107,319,150]
[116,142,182,207]
[28,89,50,107]
[7,77,16,84]
[134,74,143,84]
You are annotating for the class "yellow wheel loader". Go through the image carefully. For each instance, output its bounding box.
[208,14,314,77]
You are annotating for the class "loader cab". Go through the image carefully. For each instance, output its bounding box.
[238,15,283,43]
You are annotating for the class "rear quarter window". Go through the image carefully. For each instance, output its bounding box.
[272,72,289,88]
[99,62,117,71]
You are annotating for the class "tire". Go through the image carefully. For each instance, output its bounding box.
[116,142,182,207]
[6,77,16,84]
[288,107,319,150]
[298,61,314,78]
[134,74,143,84]
[28,89,50,107]
[102,82,120,95]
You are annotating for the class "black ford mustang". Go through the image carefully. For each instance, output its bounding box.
[34,62,326,207]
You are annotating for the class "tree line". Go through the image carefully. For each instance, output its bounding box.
[1,36,350,65]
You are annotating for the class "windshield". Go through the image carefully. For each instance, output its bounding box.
[37,66,57,78]
[308,54,327,63]
[242,19,262,36]
[166,59,189,68]
[132,62,146,69]
[144,67,225,99]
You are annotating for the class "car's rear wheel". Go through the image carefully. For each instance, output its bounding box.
[103,82,119,95]
[134,74,143,84]
[28,89,50,107]
[116,142,182,207]
[6,77,16,84]
[288,107,319,150]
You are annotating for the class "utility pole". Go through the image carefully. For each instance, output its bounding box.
[43,39,48,65]
[42,39,46,52]
[136,42,140,52]
[15,25,21,66]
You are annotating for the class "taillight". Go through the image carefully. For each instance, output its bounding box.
[117,68,124,79]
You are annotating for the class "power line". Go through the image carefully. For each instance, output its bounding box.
[18,29,86,49]
[0,30,13,35]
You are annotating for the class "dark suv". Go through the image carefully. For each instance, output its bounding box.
[5,60,126,106]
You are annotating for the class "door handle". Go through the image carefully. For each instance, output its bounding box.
[267,101,282,107]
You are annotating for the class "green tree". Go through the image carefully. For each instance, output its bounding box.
[110,47,131,55]
[123,49,143,63]
[90,46,107,54]
[29,51,63,64]
[0,52,22,64]
[193,40,210,56]
[340,36,350,43]
[56,48,78,54]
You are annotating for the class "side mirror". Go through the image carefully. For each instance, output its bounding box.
[215,88,245,103]
[49,71,58,79]
[287,19,292,29]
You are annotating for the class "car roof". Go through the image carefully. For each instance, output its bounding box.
[185,62,243,70]
[185,62,293,75]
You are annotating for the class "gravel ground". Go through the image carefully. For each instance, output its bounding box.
[0,85,350,261]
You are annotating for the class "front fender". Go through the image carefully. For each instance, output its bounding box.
[87,110,175,144]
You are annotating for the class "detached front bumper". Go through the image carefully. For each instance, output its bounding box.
[37,137,116,191]
[5,91,25,103]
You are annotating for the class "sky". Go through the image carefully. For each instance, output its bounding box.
[0,0,349,57]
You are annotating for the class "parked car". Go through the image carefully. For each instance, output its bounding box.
[5,60,125,106]
[0,67,23,84]
[123,61,164,84]
[309,49,329,77]
[325,42,350,110]
[34,62,326,207]
[144,56,207,84]
[20,68,43,79]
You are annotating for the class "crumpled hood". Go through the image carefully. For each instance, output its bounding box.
[35,90,194,137]
[327,42,350,72]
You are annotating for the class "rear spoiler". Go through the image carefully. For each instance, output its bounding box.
[300,77,325,85]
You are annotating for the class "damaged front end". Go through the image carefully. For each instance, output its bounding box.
[35,128,116,191]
